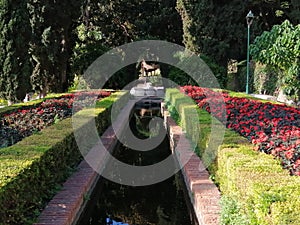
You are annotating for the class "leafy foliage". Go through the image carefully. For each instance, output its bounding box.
[250,20,300,99]
[176,0,250,63]
[176,0,300,91]
[220,196,250,225]
[72,24,109,76]
[81,0,182,47]
[71,24,129,90]
[253,63,278,95]
[70,0,183,89]
[168,53,227,88]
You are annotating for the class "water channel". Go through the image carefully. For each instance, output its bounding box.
[76,107,193,225]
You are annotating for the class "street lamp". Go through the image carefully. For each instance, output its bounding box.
[246,10,254,94]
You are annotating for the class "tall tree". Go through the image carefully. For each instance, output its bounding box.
[0,0,32,104]
[71,0,183,89]
[28,0,82,97]
[81,0,182,47]
[288,0,300,24]
[251,20,300,99]
[176,0,299,69]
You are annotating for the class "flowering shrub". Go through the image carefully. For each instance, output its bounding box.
[180,85,300,175]
[0,91,111,148]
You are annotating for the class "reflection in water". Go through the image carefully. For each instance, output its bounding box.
[106,217,129,225]
[77,110,192,225]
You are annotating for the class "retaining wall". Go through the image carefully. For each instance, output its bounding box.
[34,100,135,225]
[162,105,221,225]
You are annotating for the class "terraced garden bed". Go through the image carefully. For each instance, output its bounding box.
[165,87,300,224]
[0,91,111,148]
[181,85,300,176]
[0,91,128,225]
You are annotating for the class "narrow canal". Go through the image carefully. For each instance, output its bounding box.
[76,108,193,225]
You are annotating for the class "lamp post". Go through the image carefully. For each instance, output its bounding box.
[246,10,254,94]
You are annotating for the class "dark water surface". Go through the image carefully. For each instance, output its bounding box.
[76,111,193,225]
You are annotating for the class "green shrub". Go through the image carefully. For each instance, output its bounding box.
[168,67,197,86]
[165,89,199,142]
[253,63,278,95]
[200,54,227,88]
[166,88,300,225]
[167,54,227,88]
[216,145,300,225]
[220,196,250,225]
[0,91,128,224]
[0,99,7,106]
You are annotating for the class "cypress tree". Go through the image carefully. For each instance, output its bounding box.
[28,0,82,96]
[0,0,32,104]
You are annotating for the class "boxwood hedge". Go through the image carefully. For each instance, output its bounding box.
[165,88,300,225]
[0,91,128,225]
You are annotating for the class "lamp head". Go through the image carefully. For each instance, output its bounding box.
[246,10,254,26]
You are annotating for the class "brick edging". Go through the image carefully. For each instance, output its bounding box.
[33,127,117,225]
[34,101,136,225]
[163,107,221,225]
[34,100,220,225]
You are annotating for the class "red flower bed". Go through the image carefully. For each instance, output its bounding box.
[0,91,111,148]
[180,85,300,176]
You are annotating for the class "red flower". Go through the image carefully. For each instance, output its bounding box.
[180,85,300,176]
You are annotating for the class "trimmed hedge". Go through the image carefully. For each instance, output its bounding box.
[0,91,128,225]
[165,88,199,143]
[165,88,300,225]
[217,145,300,225]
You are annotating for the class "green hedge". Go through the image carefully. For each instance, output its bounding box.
[165,88,199,143]
[165,88,300,225]
[0,91,128,225]
[217,145,300,225]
